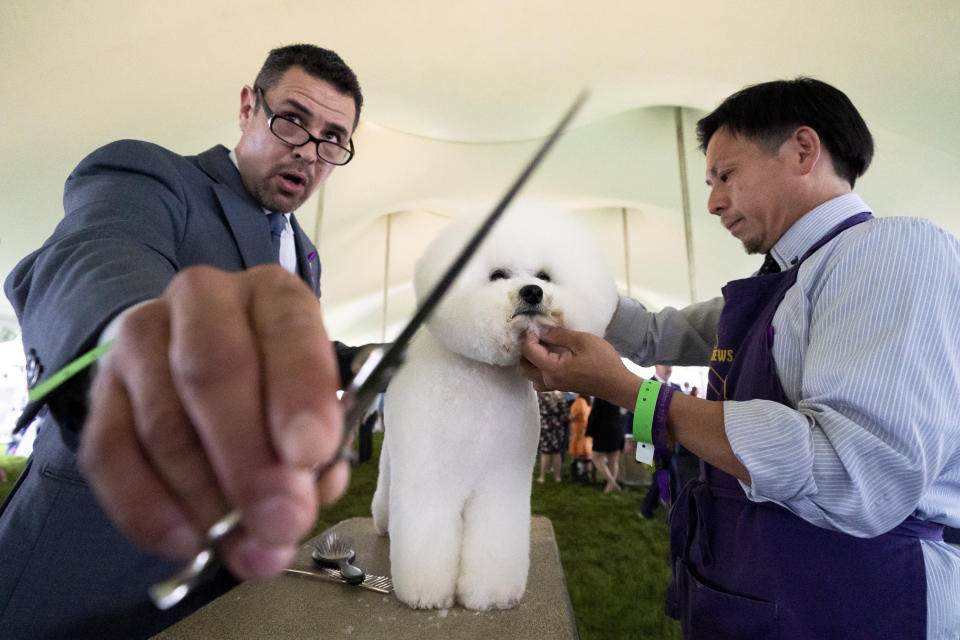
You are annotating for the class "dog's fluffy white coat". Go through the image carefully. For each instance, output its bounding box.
[371,205,617,610]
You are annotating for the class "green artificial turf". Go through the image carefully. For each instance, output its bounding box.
[0,454,27,504]
[313,433,681,639]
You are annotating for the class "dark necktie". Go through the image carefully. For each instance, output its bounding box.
[267,213,285,261]
[758,252,780,275]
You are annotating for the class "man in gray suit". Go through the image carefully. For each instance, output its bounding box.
[1,44,364,637]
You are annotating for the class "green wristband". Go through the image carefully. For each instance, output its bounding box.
[632,378,662,444]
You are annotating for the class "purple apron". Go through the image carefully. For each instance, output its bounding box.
[666,213,944,639]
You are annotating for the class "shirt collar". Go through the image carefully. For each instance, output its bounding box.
[770,193,872,270]
[228,148,293,220]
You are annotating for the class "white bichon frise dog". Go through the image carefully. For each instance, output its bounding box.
[371,205,618,611]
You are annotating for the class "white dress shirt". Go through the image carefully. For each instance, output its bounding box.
[228,149,296,274]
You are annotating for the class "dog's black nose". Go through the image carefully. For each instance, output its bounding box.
[519,284,543,305]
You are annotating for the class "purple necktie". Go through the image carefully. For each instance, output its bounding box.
[758,253,780,275]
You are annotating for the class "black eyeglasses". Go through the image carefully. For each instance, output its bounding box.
[256,87,354,166]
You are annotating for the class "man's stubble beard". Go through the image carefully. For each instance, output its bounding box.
[254,181,310,215]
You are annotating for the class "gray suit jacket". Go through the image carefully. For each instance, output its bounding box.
[0,141,351,638]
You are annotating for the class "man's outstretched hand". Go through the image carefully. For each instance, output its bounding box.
[79,265,349,580]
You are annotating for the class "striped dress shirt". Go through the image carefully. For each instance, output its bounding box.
[605,193,960,637]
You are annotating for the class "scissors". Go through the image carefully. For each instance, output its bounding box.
[16,90,588,610]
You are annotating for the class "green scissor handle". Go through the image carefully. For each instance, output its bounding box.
[15,340,115,434]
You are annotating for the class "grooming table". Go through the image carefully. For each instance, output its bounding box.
[155,516,578,639]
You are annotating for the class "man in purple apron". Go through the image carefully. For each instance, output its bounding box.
[521,78,960,638]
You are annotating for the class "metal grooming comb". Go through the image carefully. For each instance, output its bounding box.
[284,567,393,594]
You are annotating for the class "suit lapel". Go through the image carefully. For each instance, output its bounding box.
[196,145,275,269]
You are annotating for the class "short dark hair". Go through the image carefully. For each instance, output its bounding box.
[253,44,363,130]
[696,77,873,187]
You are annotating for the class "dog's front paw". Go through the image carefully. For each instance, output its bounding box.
[456,571,526,611]
[393,577,456,610]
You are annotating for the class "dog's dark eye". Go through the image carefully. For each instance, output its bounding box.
[489,269,509,281]
[536,271,551,282]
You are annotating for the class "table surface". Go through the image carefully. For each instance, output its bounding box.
[155,515,579,639]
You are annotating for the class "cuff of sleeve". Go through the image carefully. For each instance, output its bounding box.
[604,295,648,356]
[724,399,816,501]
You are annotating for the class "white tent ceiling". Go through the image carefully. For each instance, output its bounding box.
[2,0,958,346]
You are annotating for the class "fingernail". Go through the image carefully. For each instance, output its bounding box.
[247,495,301,544]
[234,538,295,578]
[159,523,201,557]
[277,411,325,466]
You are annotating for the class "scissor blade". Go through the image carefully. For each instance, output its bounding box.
[341,90,589,425]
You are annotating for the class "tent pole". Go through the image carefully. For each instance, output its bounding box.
[675,106,697,303]
[381,213,392,343]
[621,207,631,298]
